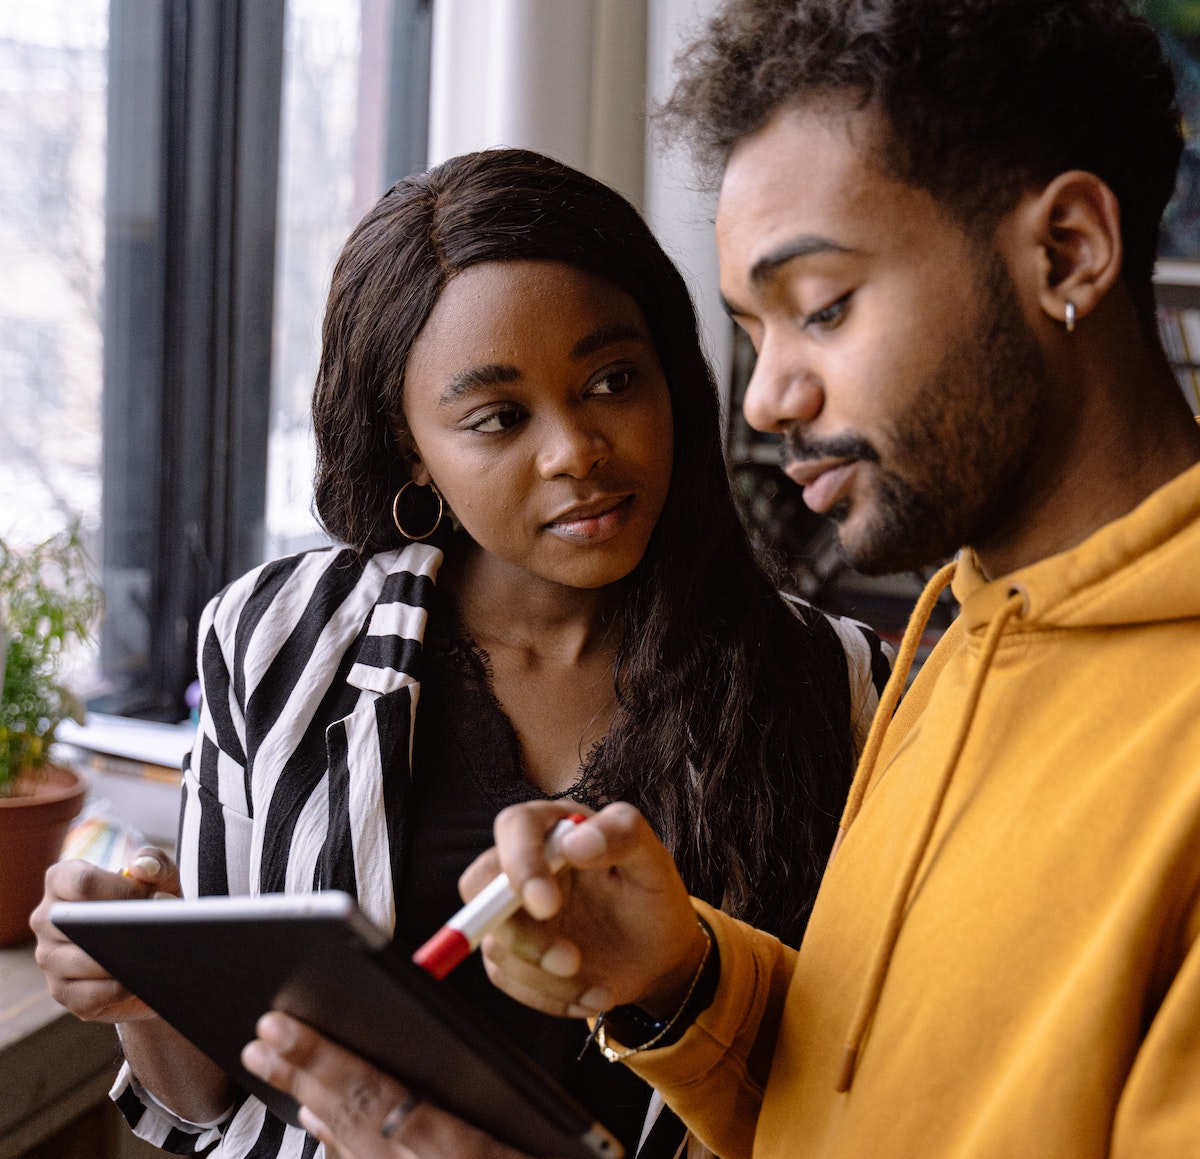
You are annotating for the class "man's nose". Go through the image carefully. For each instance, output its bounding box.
[741,338,825,434]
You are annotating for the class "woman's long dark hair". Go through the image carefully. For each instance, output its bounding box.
[312,148,856,945]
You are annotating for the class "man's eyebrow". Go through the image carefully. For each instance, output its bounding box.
[571,321,647,360]
[749,235,857,286]
[438,363,521,407]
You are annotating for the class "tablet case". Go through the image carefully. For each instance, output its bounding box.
[50,892,623,1159]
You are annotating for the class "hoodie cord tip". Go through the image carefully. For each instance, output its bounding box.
[836,1043,858,1093]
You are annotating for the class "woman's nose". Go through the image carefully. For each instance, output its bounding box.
[741,337,826,434]
[537,415,610,479]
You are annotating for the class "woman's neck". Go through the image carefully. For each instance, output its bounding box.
[442,539,624,797]
[445,540,622,666]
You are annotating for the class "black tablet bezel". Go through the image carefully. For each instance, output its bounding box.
[50,891,623,1159]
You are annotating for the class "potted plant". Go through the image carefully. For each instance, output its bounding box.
[0,523,101,946]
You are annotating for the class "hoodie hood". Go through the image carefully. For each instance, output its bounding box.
[831,456,1200,1092]
[953,457,1200,633]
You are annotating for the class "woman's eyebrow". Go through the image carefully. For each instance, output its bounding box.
[571,321,646,360]
[437,321,647,407]
[438,363,521,406]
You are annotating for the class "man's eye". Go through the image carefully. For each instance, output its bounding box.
[590,368,634,395]
[467,407,524,433]
[804,293,852,330]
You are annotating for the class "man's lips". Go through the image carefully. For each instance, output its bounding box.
[784,457,860,514]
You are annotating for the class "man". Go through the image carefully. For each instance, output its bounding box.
[240,2,1200,1155]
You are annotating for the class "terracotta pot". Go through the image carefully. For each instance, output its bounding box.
[0,764,88,947]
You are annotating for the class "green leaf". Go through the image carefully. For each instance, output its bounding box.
[0,521,101,795]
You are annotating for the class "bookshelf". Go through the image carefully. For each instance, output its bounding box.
[1155,259,1200,413]
[54,714,194,856]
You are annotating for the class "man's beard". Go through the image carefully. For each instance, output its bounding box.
[784,251,1050,576]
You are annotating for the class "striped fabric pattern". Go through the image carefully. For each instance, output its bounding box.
[110,542,892,1159]
[114,543,441,1158]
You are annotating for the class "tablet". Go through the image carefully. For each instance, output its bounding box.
[50,892,623,1159]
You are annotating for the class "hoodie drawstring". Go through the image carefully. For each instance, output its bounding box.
[834,572,1028,1092]
[834,561,958,852]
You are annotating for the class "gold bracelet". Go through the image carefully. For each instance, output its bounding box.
[593,920,713,1062]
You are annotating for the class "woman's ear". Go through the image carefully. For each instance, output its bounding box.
[393,423,432,486]
[1021,170,1123,330]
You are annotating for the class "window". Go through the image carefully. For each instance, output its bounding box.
[0,1,107,545]
[5,0,431,722]
[267,0,432,557]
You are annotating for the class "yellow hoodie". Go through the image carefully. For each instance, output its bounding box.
[629,460,1200,1158]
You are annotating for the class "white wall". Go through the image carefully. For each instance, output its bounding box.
[427,0,732,400]
[643,0,728,401]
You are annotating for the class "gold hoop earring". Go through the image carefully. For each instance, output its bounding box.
[392,481,444,541]
[1064,300,1077,334]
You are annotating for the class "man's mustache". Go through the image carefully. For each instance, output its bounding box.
[781,429,880,468]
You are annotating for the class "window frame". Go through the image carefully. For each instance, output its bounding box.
[100,0,432,720]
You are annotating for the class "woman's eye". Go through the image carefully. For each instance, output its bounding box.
[804,292,851,331]
[589,368,634,396]
[467,406,524,433]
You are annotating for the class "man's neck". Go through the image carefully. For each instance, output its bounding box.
[972,361,1200,581]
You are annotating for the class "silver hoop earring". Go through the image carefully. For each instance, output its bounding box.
[1064,300,1077,334]
[391,481,444,541]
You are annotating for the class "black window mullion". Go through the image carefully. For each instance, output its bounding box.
[100,0,284,721]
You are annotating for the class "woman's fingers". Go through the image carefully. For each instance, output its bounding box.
[123,846,182,896]
[39,857,153,906]
[48,974,153,1023]
[30,859,163,1022]
[241,1013,534,1158]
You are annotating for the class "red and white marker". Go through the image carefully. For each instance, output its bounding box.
[412,813,588,980]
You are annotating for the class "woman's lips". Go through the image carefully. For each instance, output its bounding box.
[544,495,634,542]
[785,458,860,514]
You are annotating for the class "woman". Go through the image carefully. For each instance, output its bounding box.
[32,149,889,1158]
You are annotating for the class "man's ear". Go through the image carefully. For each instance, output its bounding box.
[1019,170,1123,329]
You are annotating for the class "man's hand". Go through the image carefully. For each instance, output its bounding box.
[461,801,709,1022]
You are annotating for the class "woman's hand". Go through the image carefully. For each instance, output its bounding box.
[242,1013,538,1158]
[31,846,181,1024]
[461,802,708,1022]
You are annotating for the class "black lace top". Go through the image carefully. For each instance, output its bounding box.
[394,591,654,1156]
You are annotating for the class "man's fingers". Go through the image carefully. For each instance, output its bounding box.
[458,846,502,907]
[54,977,151,1022]
[479,936,606,1019]
[487,801,654,921]
[38,937,150,1018]
[247,1012,404,1134]
[483,802,582,918]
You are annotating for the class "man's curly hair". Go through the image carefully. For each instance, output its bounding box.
[661,0,1182,314]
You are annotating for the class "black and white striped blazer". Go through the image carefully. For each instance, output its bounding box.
[112,541,891,1158]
